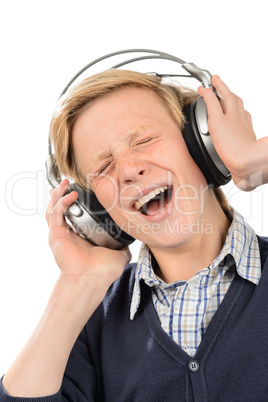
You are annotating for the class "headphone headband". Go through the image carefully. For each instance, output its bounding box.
[60,48,214,97]
[48,49,214,157]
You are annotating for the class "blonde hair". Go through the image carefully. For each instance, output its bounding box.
[50,69,232,220]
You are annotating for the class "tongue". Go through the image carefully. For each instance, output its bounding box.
[146,198,166,215]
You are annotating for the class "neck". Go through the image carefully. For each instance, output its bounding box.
[149,195,231,283]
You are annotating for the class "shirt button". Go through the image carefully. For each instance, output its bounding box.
[188,360,200,372]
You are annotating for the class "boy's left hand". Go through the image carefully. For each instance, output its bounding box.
[198,75,268,191]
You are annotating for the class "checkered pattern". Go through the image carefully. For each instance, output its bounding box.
[130,210,261,356]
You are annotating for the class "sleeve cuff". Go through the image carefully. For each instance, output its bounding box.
[0,376,61,402]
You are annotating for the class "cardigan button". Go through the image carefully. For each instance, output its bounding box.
[188,360,199,372]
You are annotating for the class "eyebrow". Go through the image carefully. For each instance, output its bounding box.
[90,127,153,166]
[91,149,112,166]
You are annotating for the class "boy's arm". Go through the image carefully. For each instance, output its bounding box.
[198,75,268,190]
[1,180,131,398]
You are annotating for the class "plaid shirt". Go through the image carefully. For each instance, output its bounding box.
[130,210,261,356]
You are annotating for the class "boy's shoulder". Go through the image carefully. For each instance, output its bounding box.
[90,262,138,321]
[107,262,137,300]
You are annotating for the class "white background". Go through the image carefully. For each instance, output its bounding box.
[0,0,267,374]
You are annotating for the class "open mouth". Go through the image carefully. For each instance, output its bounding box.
[134,186,172,216]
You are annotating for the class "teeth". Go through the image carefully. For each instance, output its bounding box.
[134,186,168,210]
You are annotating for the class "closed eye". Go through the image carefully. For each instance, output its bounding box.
[135,137,153,145]
[97,161,111,175]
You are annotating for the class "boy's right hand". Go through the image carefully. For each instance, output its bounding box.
[46,179,131,290]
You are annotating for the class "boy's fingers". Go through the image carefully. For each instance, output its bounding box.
[46,179,79,230]
[211,75,244,117]
[47,179,70,216]
[198,85,223,119]
[48,191,78,230]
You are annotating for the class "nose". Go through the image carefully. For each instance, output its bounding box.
[118,154,149,184]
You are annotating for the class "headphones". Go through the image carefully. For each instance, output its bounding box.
[46,49,231,249]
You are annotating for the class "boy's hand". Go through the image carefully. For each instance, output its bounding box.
[46,179,131,289]
[198,75,268,190]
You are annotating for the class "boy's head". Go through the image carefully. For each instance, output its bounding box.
[49,69,232,245]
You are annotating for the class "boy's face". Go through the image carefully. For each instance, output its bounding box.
[72,86,210,248]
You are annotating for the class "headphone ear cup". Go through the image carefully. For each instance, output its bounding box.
[182,100,231,187]
[67,183,135,248]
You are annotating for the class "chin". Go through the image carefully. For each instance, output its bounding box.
[140,214,211,249]
[150,233,192,249]
[135,223,192,249]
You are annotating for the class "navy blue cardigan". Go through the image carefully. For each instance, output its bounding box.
[1,236,268,402]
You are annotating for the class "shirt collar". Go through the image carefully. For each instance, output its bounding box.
[130,209,261,320]
[212,209,261,284]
